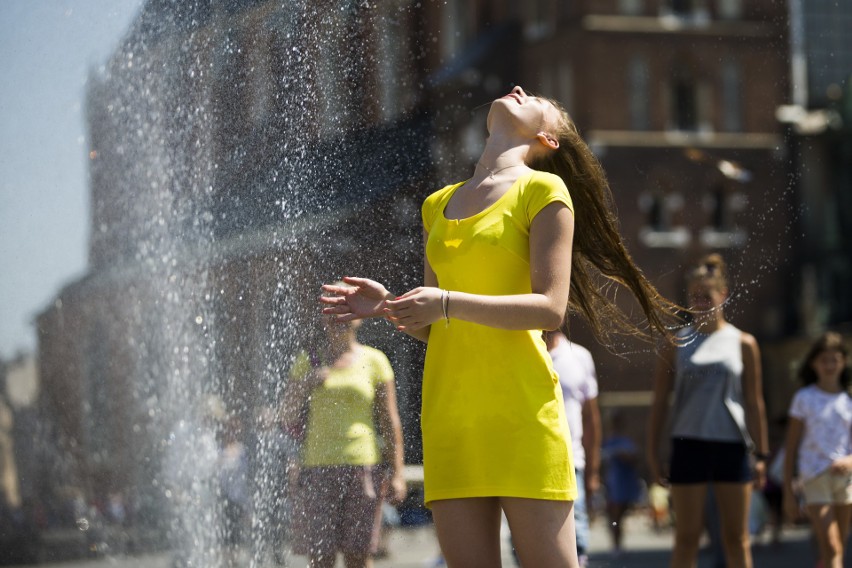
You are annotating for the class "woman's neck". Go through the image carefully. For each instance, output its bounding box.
[326,336,357,363]
[478,137,529,170]
[816,376,843,394]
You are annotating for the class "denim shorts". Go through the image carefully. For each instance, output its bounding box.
[668,437,752,484]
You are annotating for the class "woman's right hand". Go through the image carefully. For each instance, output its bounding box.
[648,460,669,488]
[320,277,393,321]
[305,367,330,390]
[783,486,801,522]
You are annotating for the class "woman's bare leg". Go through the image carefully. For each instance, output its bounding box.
[501,497,579,568]
[343,552,371,568]
[669,483,708,568]
[714,482,753,568]
[431,497,503,568]
[807,503,852,568]
[835,503,852,564]
[606,501,630,552]
[308,553,336,568]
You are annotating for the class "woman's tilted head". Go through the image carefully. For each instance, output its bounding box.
[488,86,563,152]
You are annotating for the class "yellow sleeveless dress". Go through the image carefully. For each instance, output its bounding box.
[420,171,578,505]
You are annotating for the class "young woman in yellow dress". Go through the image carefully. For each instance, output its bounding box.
[321,86,678,567]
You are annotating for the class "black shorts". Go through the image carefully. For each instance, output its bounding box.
[668,437,752,484]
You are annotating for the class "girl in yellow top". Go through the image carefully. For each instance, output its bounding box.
[321,86,678,567]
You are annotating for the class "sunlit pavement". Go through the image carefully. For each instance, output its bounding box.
[15,512,824,568]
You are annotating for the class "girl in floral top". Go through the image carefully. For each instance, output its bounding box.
[784,332,852,568]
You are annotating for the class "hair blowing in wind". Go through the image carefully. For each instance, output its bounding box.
[529,99,683,346]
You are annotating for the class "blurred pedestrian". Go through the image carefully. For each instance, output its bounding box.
[783,332,852,568]
[546,330,601,567]
[320,85,680,567]
[218,417,250,563]
[601,410,642,557]
[647,253,769,568]
[758,417,789,546]
[247,404,299,564]
[282,309,406,568]
[163,394,223,567]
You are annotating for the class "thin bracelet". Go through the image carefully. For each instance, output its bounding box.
[443,290,450,326]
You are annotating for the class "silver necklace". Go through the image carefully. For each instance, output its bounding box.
[477,162,525,179]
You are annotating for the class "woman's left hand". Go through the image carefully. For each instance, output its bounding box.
[387,472,407,506]
[753,458,767,490]
[384,287,445,331]
[320,277,392,321]
[829,455,852,474]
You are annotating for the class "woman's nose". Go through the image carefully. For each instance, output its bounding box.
[512,85,525,97]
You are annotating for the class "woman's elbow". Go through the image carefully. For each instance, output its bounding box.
[541,304,566,331]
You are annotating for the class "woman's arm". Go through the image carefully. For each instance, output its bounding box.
[647,342,675,485]
[319,230,436,343]
[386,202,574,332]
[783,416,804,521]
[392,229,436,343]
[741,332,769,487]
[582,396,602,497]
[375,379,407,504]
[281,363,326,433]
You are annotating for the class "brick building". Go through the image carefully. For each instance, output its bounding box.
[36,0,806,515]
[417,0,794,457]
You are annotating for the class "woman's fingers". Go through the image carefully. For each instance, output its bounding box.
[322,305,352,315]
[319,295,347,305]
[340,276,373,287]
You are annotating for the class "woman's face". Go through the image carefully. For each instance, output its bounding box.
[811,349,846,383]
[488,85,561,138]
[687,279,726,314]
[321,313,358,342]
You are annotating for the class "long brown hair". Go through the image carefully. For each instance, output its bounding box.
[528,99,682,344]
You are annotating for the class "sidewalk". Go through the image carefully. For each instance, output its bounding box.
[15,511,822,568]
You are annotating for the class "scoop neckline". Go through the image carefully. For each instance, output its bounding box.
[441,172,534,223]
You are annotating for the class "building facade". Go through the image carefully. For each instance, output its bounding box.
[36,0,817,518]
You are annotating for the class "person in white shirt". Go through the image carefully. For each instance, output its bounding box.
[546,330,601,567]
[784,332,852,568]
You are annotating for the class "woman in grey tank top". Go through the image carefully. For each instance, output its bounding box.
[647,254,769,568]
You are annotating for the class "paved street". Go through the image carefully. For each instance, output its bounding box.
[15,511,832,568]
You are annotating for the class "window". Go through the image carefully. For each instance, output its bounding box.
[717,0,742,20]
[441,0,469,57]
[638,187,691,248]
[376,13,404,122]
[525,0,556,40]
[557,61,574,115]
[620,0,644,16]
[662,0,709,23]
[721,60,742,131]
[628,56,650,130]
[671,68,698,131]
[247,36,272,124]
[671,0,692,17]
[699,182,748,247]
